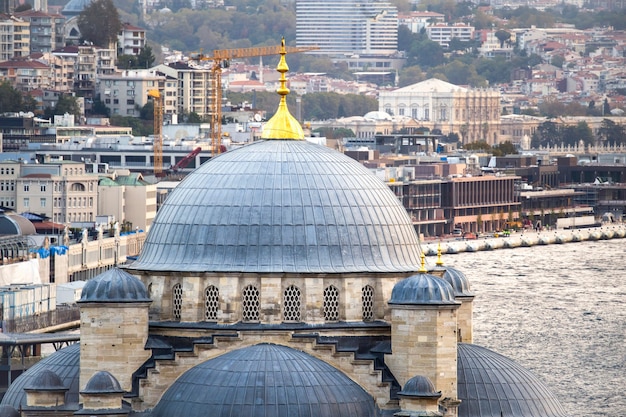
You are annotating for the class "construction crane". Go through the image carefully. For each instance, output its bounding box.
[191,42,318,156]
[148,89,163,176]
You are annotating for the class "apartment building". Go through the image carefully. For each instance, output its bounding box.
[15,10,64,54]
[0,59,52,92]
[117,23,146,56]
[398,11,445,33]
[426,23,474,48]
[296,0,398,57]
[0,14,29,61]
[98,170,157,231]
[152,62,211,118]
[96,69,169,117]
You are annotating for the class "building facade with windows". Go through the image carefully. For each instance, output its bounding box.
[296,0,398,57]
[117,22,146,56]
[152,62,211,118]
[15,10,64,54]
[379,78,502,144]
[96,69,167,117]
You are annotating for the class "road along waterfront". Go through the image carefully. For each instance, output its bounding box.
[443,240,626,417]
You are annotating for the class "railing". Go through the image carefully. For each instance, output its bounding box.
[2,305,80,333]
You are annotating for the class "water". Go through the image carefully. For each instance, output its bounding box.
[444,240,626,417]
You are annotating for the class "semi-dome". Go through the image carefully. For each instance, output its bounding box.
[457,343,569,417]
[398,375,441,398]
[441,266,473,297]
[389,273,459,305]
[127,139,423,273]
[150,343,377,417]
[79,268,150,303]
[1,343,80,410]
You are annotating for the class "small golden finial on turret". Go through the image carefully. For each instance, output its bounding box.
[261,38,304,140]
[436,242,444,266]
[419,252,427,273]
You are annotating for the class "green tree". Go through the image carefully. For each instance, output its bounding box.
[598,119,626,146]
[77,0,122,47]
[494,29,511,48]
[117,54,139,69]
[0,81,27,112]
[137,45,156,68]
[47,95,82,120]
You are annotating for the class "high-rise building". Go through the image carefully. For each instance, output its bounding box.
[296,0,398,57]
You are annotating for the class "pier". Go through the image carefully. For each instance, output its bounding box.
[422,225,626,256]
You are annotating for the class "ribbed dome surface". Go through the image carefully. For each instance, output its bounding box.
[82,371,123,394]
[25,369,65,391]
[128,140,423,273]
[1,343,80,409]
[79,268,150,303]
[389,273,459,305]
[150,343,376,417]
[398,375,441,398]
[457,343,569,417]
[441,266,474,297]
[0,405,20,417]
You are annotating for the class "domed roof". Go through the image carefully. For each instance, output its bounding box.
[441,266,473,297]
[457,343,569,417]
[363,111,392,121]
[398,375,441,398]
[81,371,123,394]
[127,140,423,274]
[0,213,36,235]
[150,343,377,417]
[24,369,66,391]
[0,405,20,417]
[389,273,459,305]
[62,0,92,16]
[79,268,150,303]
[1,343,80,410]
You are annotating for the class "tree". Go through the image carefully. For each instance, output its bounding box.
[77,0,122,47]
[494,29,511,48]
[0,81,27,112]
[137,45,156,69]
[45,95,82,121]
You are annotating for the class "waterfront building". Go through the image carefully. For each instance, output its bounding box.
[0,43,570,417]
[296,0,398,59]
[378,78,502,144]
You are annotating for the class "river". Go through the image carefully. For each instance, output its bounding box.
[444,239,625,417]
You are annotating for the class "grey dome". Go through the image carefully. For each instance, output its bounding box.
[1,343,80,409]
[79,268,150,303]
[150,343,377,417]
[441,266,473,297]
[389,273,459,305]
[82,371,123,394]
[0,405,19,417]
[458,343,569,417]
[398,375,441,398]
[24,369,66,391]
[128,140,423,274]
[62,0,92,16]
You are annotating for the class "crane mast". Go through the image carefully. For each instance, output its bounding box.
[192,43,319,157]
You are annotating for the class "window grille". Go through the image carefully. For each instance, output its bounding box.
[283,285,301,322]
[323,285,339,321]
[172,283,183,320]
[362,285,374,321]
[204,285,219,321]
[242,285,260,321]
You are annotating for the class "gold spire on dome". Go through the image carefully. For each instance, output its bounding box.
[436,242,444,266]
[261,38,304,140]
[418,252,427,273]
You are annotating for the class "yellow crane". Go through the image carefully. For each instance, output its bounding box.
[148,89,163,176]
[192,41,318,156]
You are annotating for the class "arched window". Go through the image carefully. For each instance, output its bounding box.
[283,285,301,322]
[242,285,260,322]
[323,285,339,321]
[204,285,219,321]
[362,285,374,321]
[172,283,183,320]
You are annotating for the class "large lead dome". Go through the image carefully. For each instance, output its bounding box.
[128,140,423,273]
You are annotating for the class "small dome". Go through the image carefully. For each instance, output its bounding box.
[79,268,150,303]
[1,343,80,409]
[24,369,65,391]
[150,344,377,417]
[0,213,36,235]
[0,405,20,417]
[363,111,392,121]
[398,375,441,398]
[458,343,569,417]
[82,371,123,394]
[441,267,473,297]
[389,273,459,305]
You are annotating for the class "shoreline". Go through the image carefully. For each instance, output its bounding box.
[421,224,626,256]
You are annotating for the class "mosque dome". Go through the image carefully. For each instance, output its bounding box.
[127,140,423,274]
[1,343,80,410]
[441,266,473,297]
[149,343,377,417]
[82,371,123,394]
[389,273,459,305]
[398,375,441,398]
[457,343,569,417]
[61,0,92,16]
[79,268,150,303]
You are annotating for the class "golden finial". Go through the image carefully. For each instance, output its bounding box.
[261,38,304,140]
[436,242,444,266]
[418,252,427,273]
